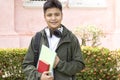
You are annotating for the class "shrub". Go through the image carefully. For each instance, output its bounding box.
[0,48,26,80]
[0,48,120,80]
[74,25,105,47]
[77,46,120,80]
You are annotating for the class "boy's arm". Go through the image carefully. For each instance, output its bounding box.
[22,37,41,80]
[55,38,85,76]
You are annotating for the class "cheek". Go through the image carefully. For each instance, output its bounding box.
[45,17,50,22]
[59,16,63,21]
[44,15,49,20]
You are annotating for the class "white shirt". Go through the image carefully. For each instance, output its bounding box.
[45,27,63,51]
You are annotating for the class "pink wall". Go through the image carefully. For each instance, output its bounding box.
[0,0,19,48]
[0,0,120,50]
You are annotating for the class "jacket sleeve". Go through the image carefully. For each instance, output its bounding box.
[56,37,85,76]
[22,37,41,80]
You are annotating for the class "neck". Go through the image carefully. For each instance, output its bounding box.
[49,25,61,31]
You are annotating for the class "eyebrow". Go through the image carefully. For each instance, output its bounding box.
[46,12,61,15]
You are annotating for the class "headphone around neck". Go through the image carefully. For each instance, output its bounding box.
[50,29,62,38]
[45,28,62,38]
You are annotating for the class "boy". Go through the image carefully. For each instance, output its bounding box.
[22,0,85,80]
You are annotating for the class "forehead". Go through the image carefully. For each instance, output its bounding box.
[45,7,62,14]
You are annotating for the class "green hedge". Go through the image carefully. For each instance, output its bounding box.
[0,47,120,80]
[0,49,26,80]
[77,47,120,80]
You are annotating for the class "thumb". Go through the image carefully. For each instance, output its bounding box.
[43,71,50,75]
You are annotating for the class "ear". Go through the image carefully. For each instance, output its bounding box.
[44,14,47,21]
[61,12,63,20]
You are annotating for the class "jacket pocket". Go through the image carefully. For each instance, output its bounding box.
[69,77,73,80]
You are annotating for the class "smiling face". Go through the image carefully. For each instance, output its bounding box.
[44,7,63,30]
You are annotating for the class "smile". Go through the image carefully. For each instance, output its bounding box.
[50,22,58,24]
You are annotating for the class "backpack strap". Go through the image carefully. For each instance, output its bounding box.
[34,32,42,67]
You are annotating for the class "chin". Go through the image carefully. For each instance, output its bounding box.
[50,25,60,29]
[50,27,58,30]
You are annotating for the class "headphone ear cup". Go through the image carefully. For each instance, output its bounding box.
[53,30,62,38]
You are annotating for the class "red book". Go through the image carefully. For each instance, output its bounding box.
[37,60,50,73]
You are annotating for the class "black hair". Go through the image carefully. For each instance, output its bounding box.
[43,0,62,13]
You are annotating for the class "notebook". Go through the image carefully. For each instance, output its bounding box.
[37,45,56,74]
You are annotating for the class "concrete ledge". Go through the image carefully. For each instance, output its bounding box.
[0,36,20,48]
[19,35,32,48]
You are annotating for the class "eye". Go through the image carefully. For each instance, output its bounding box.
[47,14,52,17]
[55,13,60,16]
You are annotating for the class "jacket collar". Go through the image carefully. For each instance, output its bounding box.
[40,24,71,43]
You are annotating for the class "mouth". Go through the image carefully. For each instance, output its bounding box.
[50,22,58,25]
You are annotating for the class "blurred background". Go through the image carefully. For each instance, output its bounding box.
[0,0,120,50]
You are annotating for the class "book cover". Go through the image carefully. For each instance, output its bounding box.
[37,60,50,73]
[37,45,56,73]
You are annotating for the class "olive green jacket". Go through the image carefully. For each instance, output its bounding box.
[22,25,85,80]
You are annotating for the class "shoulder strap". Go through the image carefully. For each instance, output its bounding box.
[34,32,41,67]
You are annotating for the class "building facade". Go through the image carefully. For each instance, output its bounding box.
[0,0,120,50]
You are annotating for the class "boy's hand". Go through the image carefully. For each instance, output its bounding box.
[54,56,60,68]
[41,71,54,80]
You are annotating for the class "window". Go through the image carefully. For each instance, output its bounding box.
[23,0,47,8]
[68,0,107,8]
[30,0,46,1]
[23,0,106,8]
[23,0,67,8]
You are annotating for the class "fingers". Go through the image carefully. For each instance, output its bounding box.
[54,56,60,68]
[41,71,54,80]
[43,71,50,75]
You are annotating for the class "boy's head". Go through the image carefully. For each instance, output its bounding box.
[43,0,62,13]
[43,0,63,30]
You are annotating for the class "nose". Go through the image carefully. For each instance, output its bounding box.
[51,15,56,20]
